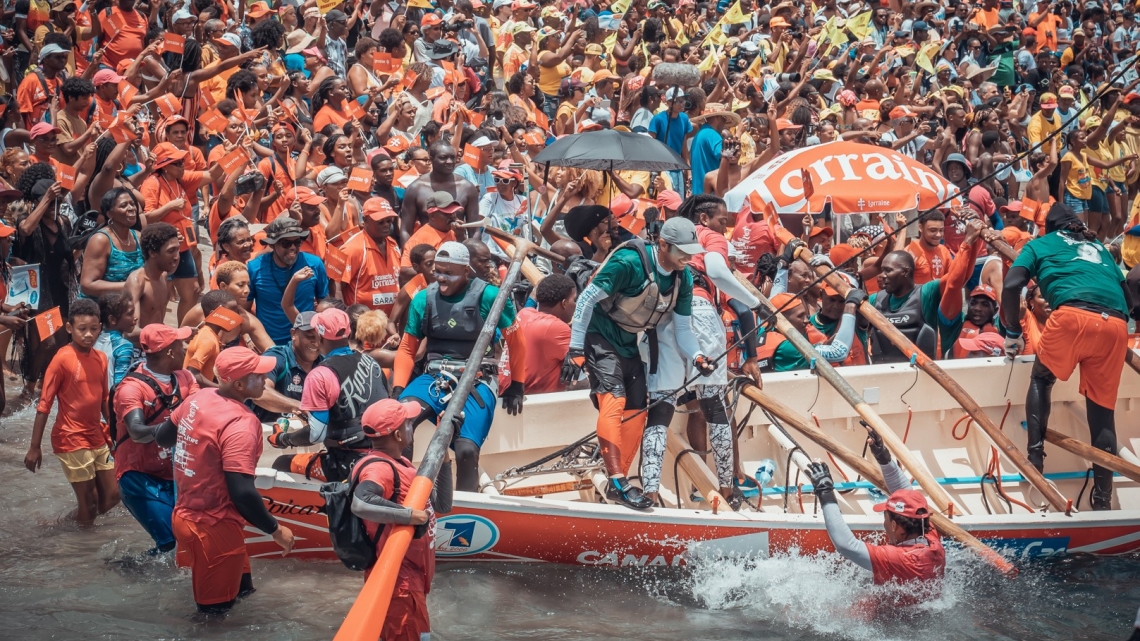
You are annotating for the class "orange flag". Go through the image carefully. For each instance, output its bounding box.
[35,307,63,338]
[347,167,373,192]
[162,32,185,54]
[462,144,484,171]
[219,147,250,175]
[324,245,349,282]
[57,164,78,191]
[154,93,183,118]
[197,108,228,133]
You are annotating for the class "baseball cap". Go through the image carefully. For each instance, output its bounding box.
[296,186,327,206]
[324,8,347,22]
[152,142,189,168]
[427,191,463,213]
[511,21,536,34]
[776,118,802,131]
[312,308,352,339]
[873,488,932,519]
[362,399,425,437]
[585,43,604,56]
[29,122,61,139]
[435,241,471,266]
[609,193,637,218]
[38,43,68,61]
[969,284,998,301]
[912,20,928,31]
[422,13,443,27]
[1085,115,1103,129]
[660,217,706,255]
[0,224,16,238]
[215,346,276,383]
[657,189,682,210]
[889,105,916,120]
[316,166,348,187]
[490,160,522,181]
[813,69,837,82]
[1058,85,1075,98]
[956,331,1005,357]
[93,69,123,86]
[512,0,537,9]
[1039,92,1058,108]
[140,324,193,353]
[205,306,243,332]
[247,1,270,18]
[363,197,398,220]
[769,292,799,309]
[262,216,311,244]
[293,310,317,331]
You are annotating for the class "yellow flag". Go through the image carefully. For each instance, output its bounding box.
[722,0,746,24]
[745,48,765,80]
[845,10,873,40]
[610,0,632,15]
[407,0,433,8]
[915,41,940,75]
[604,31,618,52]
[698,45,719,73]
[893,45,915,58]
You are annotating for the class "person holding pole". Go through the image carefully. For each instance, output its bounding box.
[1002,203,1136,510]
[805,426,945,604]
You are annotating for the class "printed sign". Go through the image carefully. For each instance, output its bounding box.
[56,164,77,191]
[197,108,228,133]
[154,93,183,118]
[434,515,500,556]
[219,147,250,175]
[347,167,373,192]
[316,0,340,14]
[4,264,41,308]
[35,306,63,338]
[462,144,484,171]
[372,53,400,75]
[162,32,185,54]
[324,245,349,282]
[345,98,367,121]
[118,79,138,106]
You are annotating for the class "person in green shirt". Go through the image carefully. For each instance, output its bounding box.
[1003,204,1135,510]
[758,290,863,372]
[561,215,713,510]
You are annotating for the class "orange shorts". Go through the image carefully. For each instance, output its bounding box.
[173,513,251,606]
[1037,306,1128,409]
[381,589,430,641]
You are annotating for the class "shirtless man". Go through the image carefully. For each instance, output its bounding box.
[400,141,481,244]
[125,223,181,327]
[180,260,275,351]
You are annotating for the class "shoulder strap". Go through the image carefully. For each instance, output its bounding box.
[122,370,182,424]
[351,455,402,502]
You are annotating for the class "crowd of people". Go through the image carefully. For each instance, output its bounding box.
[2,0,1140,633]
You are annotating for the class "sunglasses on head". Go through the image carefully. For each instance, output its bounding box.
[275,238,303,248]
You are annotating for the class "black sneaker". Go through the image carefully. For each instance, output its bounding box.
[605,477,654,510]
[728,487,745,511]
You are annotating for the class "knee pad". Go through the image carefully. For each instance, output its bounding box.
[647,401,676,429]
[699,396,729,425]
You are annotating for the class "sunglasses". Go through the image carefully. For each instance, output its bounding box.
[495,177,515,184]
[275,238,303,248]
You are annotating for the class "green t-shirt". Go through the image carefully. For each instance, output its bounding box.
[405,280,518,340]
[587,246,694,359]
[810,313,869,353]
[869,280,964,357]
[773,338,809,372]
[1012,231,1127,315]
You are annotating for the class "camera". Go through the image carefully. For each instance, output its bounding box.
[776,72,800,82]
[234,171,267,196]
[445,19,475,32]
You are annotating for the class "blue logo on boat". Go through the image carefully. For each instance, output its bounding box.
[981,536,1070,559]
[435,515,499,557]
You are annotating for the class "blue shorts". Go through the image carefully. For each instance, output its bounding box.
[1063,192,1089,213]
[400,373,497,447]
[1090,186,1110,214]
[171,249,198,279]
[118,471,176,551]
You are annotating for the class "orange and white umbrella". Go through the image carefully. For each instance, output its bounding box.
[724,141,963,215]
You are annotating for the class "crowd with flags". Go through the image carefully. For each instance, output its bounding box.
[3,0,1140,633]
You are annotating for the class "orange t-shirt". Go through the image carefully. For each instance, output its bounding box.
[257,155,297,223]
[400,225,455,267]
[207,194,249,242]
[184,325,222,383]
[341,230,402,312]
[907,240,954,285]
[313,105,351,133]
[141,171,207,225]
[37,344,109,454]
[300,221,328,261]
[17,71,61,127]
[100,7,147,69]
[402,273,427,298]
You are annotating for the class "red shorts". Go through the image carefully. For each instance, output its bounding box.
[381,589,430,641]
[173,513,251,606]
[1037,306,1128,409]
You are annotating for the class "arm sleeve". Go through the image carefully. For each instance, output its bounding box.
[821,501,873,571]
[431,460,454,514]
[569,283,609,350]
[225,472,279,534]
[1001,265,1031,332]
[124,409,156,443]
[672,313,703,360]
[938,237,980,321]
[771,266,789,295]
[727,298,758,359]
[503,320,527,385]
[880,460,912,494]
[703,251,759,307]
[812,313,856,363]
[392,333,422,389]
[352,479,415,525]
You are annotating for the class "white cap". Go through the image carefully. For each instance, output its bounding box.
[665,87,686,101]
[172,8,195,22]
[38,43,68,61]
[316,166,348,186]
[435,241,471,266]
[469,136,495,147]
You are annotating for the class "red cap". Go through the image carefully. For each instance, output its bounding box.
[363,197,398,220]
[490,159,522,181]
[829,243,861,266]
[422,13,443,27]
[999,200,1023,213]
[956,331,1004,357]
[657,189,682,210]
[888,105,915,120]
[139,324,192,353]
[29,122,61,139]
[215,346,276,383]
[296,186,327,206]
[312,308,352,339]
[873,488,931,519]
[362,399,424,437]
[776,118,802,131]
[153,142,189,169]
[385,136,410,153]
[969,283,998,302]
[609,193,637,218]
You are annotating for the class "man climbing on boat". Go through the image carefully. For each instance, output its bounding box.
[1002,204,1136,510]
[391,241,527,492]
[266,308,388,483]
[561,217,707,510]
[806,427,945,601]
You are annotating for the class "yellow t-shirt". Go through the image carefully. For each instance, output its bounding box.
[1062,150,1092,200]
[538,58,570,96]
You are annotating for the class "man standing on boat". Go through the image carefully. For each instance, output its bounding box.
[266,309,388,483]
[806,428,945,601]
[391,241,527,492]
[867,219,984,362]
[1002,204,1135,510]
[561,217,707,510]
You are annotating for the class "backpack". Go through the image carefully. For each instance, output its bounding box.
[320,455,401,572]
[107,369,184,450]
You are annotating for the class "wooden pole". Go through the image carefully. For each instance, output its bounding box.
[461,222,570,287]
[740,383,1019,577]
[789,244,1071,513]
[1057,402,1140,484]
[738,271,961,516]
[665,428,723,507]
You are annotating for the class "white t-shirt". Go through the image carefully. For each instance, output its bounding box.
[479,191,527,234]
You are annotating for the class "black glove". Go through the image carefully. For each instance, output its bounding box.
[780,239,805,267]
[844,288,867,307]
[806,461,836,504]
[392,386,405,400]
[560,348,585,386]
[413,522,429,539]
[500,380,524,415]
[865,426,892,465]
[693,354,716,377]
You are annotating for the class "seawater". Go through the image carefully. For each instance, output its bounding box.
[3,403,1139,640]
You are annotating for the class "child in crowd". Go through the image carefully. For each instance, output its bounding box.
[184,290,245,388]
[354,309,397,368]
[96,292,139,386]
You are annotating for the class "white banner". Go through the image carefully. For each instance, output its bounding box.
[5,264,41,308]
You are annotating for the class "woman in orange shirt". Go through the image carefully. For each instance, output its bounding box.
[312,77,353,133]
[257,123,311,223]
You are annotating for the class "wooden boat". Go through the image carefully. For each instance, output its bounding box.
[250,356,1140,566]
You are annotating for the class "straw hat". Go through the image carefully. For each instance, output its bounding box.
[690,103,742,126]
[963,62,997,83]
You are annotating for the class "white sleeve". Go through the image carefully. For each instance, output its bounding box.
[772,266,788,295]
[672,312,703,361]
[569,283,608,350]
[812,313,856,363]
[703,251,759,308]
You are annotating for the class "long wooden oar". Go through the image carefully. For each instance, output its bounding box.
[740,383,1019,577]
[1058,402,1140,483]
[984,234,1140,376]
[334,249,529,641]
[737,272,961,516]
[461,222,569,287]
[789,243,1071,513]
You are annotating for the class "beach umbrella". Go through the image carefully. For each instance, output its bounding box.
[532,129,688,172]
[724,141,963,215]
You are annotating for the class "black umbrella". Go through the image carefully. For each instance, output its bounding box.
[532,129,689,172]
